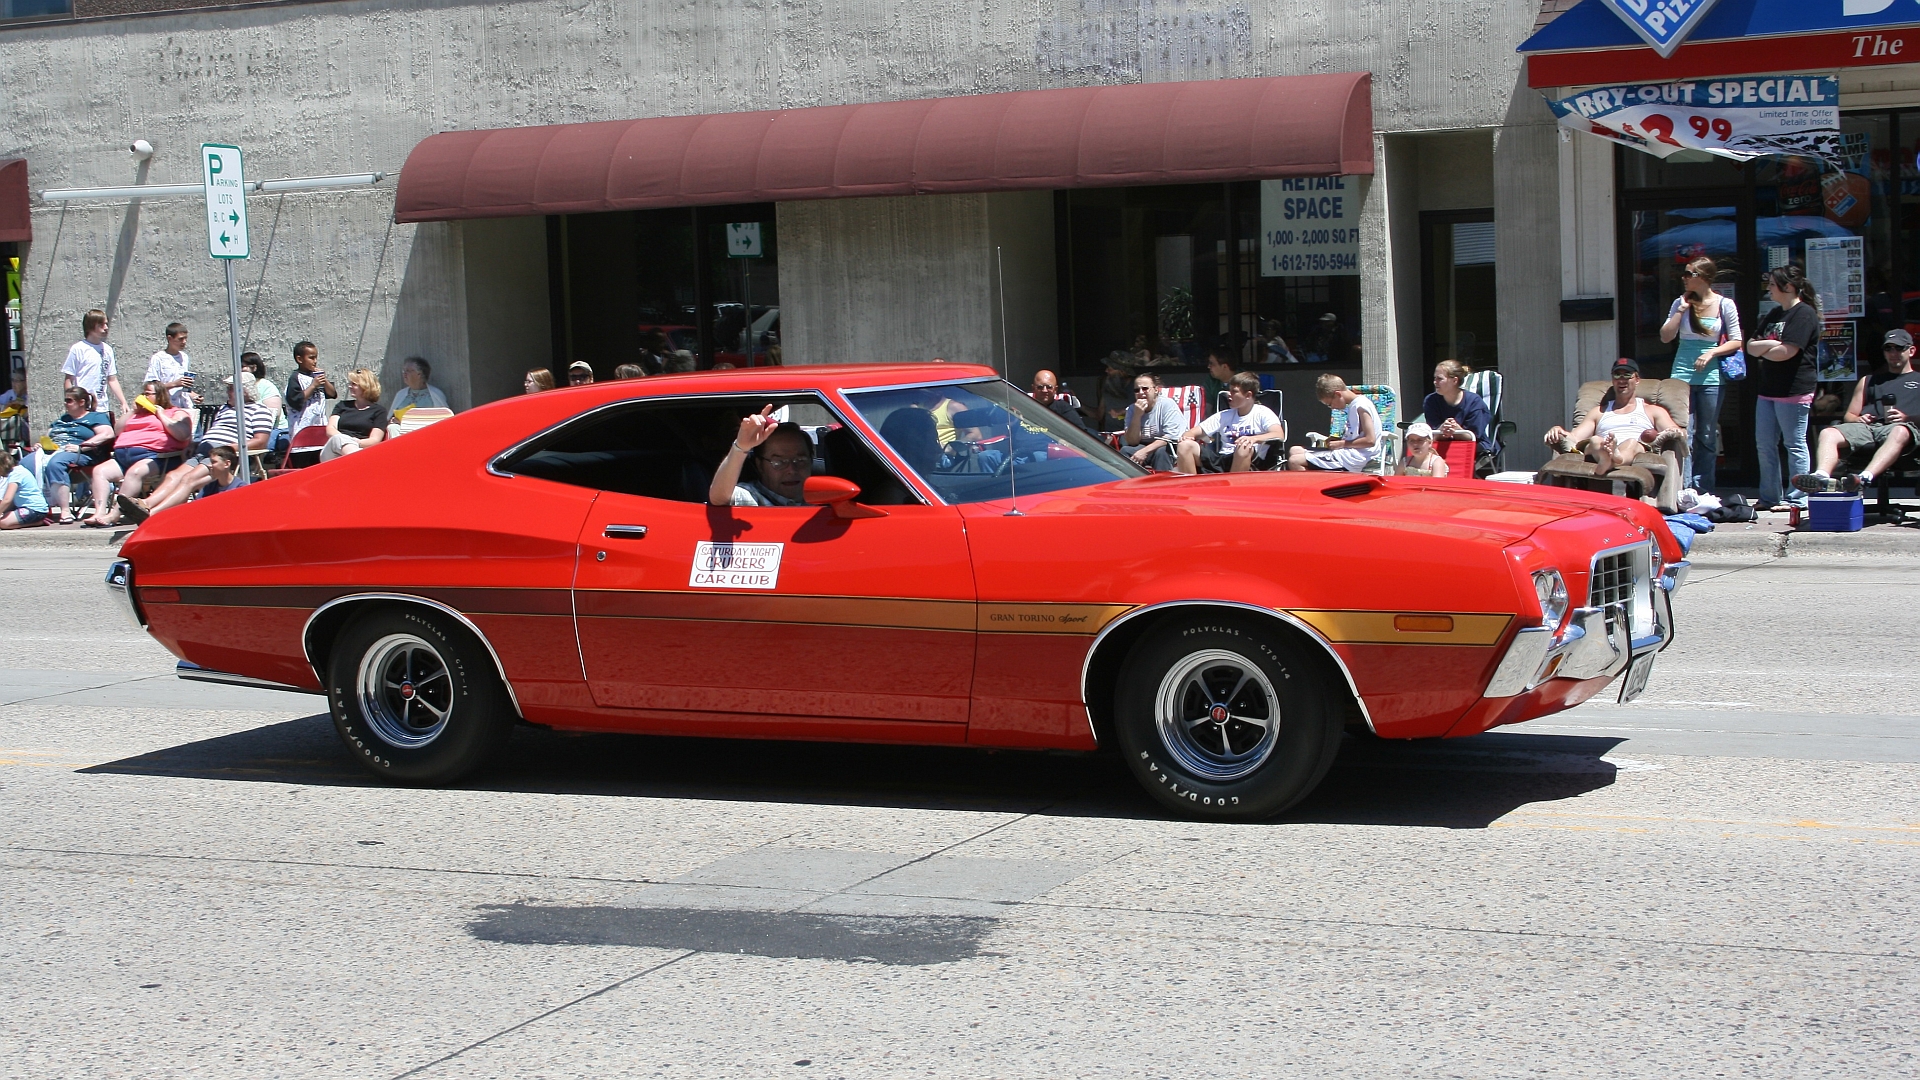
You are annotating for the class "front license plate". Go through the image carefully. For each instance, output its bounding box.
[1618,650,1657,703]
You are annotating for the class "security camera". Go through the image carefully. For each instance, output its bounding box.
[129,140,154,159]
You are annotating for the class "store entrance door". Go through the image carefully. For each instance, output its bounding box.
[1619,191,1755,485]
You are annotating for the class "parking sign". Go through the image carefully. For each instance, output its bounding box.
[201,144,249,259]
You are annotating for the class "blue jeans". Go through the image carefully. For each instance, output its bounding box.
[41,450,96,489]
[1688,383,1722,493]
[1754,396,1811,508]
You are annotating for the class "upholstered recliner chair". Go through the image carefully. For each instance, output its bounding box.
[1534,377,1691,515]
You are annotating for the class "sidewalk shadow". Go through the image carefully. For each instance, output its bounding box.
[82,717,1625,828]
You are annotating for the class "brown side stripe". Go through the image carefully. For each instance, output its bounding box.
[1289,610,1512,646]
[576,591,974,632]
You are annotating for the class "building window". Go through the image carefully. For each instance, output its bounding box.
[1421,210,1498,371]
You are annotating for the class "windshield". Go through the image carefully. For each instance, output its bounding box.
[844,379,1144,504]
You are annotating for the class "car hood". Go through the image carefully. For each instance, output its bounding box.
[1010,472,1592,546]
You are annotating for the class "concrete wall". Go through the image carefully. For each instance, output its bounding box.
[1558,128,1619,397]
[460,216,551,408]
[1493,80,1565,473]
[4,0,1551,433]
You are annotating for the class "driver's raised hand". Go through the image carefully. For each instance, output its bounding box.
[735,404,778,449]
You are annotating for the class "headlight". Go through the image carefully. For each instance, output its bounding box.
[1532,569,1569,628]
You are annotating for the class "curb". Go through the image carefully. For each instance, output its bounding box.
[0,527,131,549]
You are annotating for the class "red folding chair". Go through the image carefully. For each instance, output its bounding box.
[271,424,330,476]
[1437,438,1476,478]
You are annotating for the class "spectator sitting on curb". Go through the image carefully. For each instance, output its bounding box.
[1399,422,1449,477]
[0,372,28,452]
[321,369,389,462]
[390,356,450,415]
[118,372,273,523]
[87,381,192,528]
[1029,370,1094,435]
[613,363,646,379]
[121,444,249,522]
[1288,374,1381,472]
[567,360,596,386]
[242,352,285,447]
[1793,328,1920,494]
[144,322,196,410]
[0,447,49,528]
[1121,371,1186,471]
[1424,360,1495,474]
[1542,359,1683,477]
[0,370,23,411]
[523,368,554,394]
[1177,371,1285,473]
[39,387,114,524]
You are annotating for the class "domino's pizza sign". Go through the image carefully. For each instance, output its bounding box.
[1602,0,1724,57]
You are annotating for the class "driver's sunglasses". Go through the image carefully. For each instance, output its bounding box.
[759,455,810,469]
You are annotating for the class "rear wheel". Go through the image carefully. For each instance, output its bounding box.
[1114,616,1343,820]
[327,607,515,785]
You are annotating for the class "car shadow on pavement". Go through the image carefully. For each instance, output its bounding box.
[82,714,1628,829]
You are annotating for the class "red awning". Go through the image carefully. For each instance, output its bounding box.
[394,74,1373,223]
[0,160,28,243]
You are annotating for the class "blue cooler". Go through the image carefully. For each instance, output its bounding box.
[1807,492,1864,532]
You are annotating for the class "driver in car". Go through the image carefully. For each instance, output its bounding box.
[709,405,814,506]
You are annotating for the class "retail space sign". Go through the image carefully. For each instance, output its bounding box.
[200,144,248,259]
[1599,0,1723,57]
[1547,76,1842,166]
[1258,177,1359,277]
[726,222,762,258]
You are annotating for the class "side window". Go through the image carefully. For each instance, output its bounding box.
[493,393,923,505]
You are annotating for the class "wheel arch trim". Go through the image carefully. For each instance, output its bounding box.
[302,593,525,716]
[1080,599,1377,736]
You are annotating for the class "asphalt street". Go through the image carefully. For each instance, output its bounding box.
[1,547,1915,1077]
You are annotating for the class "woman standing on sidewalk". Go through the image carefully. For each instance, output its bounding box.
[1745,265,1821,512]
[1660,257,1742,493]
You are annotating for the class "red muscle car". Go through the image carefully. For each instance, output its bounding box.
[107,364,1687,819]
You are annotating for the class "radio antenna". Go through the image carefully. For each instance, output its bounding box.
[997,245,1023,516]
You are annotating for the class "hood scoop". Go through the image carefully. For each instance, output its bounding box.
[1321,480,1377,500]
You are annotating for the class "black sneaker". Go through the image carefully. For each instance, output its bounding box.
[1791,473,1833,494]
[1839,474,1865,494]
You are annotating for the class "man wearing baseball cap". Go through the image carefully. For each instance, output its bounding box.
[567,360,596,386]
[1793,328,1920,494]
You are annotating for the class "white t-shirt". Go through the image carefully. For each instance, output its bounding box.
[61,340,116,403]
[1198,403,1282,458]
[729,480,802,507]
[145,349,193,409]
[1315,393,1383,472]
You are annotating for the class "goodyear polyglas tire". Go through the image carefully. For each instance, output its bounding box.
[1114,617,1342,820]
[327,607,516,785]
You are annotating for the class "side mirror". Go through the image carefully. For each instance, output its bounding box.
[802,475,887,519]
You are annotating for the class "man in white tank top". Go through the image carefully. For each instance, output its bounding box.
[1543,359,1682,476]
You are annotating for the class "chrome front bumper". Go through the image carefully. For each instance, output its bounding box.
[1484,558,1686,700]
[105,559,143,629]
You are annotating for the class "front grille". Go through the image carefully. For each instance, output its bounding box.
[1590,548,1639,637]
[1590,551,1633,609]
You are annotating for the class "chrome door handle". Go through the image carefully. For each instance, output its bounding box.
[603,525,648,539]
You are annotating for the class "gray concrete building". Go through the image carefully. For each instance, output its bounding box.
[1,0,1564,468]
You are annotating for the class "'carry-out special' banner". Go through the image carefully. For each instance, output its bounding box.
[1548,76,1841,166]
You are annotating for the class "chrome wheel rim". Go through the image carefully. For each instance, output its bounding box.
[357,633,453,749]
[1154,649,1281,782]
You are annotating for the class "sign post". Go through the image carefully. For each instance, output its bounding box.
[201,144,251,484]
[727,223,761,365]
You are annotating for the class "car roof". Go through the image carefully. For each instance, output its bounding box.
[555,362,1004,402]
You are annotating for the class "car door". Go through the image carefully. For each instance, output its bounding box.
[573,494,975,728]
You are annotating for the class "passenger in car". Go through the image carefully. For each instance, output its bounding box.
[709,405,814,506]
[879,406,944,474]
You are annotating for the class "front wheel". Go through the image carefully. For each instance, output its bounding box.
[1114,617,1343,820]
[327,607,516,785]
